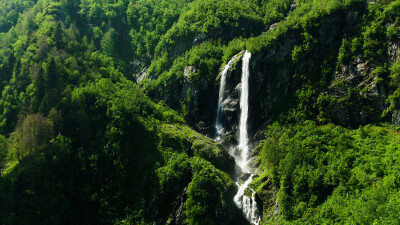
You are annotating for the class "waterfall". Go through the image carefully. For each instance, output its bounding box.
[234,174,260,225]
[238,51,251,169]
[215,51,261,225]
[215,54,238,141]
[233,51,260,225]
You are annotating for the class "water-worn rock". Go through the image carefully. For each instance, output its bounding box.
[215,52,244,145]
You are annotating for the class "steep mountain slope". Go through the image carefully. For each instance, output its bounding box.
[1,0,400,224]
[0,78,243,224]
[0,0,250,224]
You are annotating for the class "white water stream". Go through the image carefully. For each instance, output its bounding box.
[215,51,261,225]
[237,51,251,169]
[215,55,239,142]
[234,174,260,225]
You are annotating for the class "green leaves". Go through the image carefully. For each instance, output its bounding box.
[157,153,190,194]
[185,157,230,225]
[259,122,400,223]
[127,0,192,57]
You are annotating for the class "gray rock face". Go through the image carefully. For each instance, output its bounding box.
[167,186,188,225]
[389,39,400,126]
[325,57,387,127]
[268,23,279,31]
[388,38,400,62]
[324,28,400,127]
[131,56,151,82]
[392,110,400,126]
[181,66,216,133]
[184,66,198,79]
[135,67,148,84]
[290,0,297,11]
[215,52,243,146]
[245,4,365,133]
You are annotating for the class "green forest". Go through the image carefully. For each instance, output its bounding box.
[1,0,400,224]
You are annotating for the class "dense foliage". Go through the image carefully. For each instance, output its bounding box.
[0,0,246,224]
[1,0,400,224]
[257,122,400,224]
[249,0,400,224]
[0,75,242,224]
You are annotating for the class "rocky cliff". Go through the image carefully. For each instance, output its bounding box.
[188,2,367,143]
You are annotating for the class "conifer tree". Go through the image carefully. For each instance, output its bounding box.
[53,22,64,49]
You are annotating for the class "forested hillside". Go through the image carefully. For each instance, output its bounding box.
[1,0,400,224]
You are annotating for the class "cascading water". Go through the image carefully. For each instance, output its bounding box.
[215,51,261,225]
[215,55,238,141]
[238,51,251,169]
[233,51,260,225]
[234,174,260,225]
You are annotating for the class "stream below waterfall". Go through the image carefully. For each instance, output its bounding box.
[215,51,261,225]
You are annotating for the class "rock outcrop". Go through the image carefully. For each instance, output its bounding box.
[247,3,365,133]
[182,65,217,135]
[323,58,387,127]
[179,3,367,145]
[215,52,244,146]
